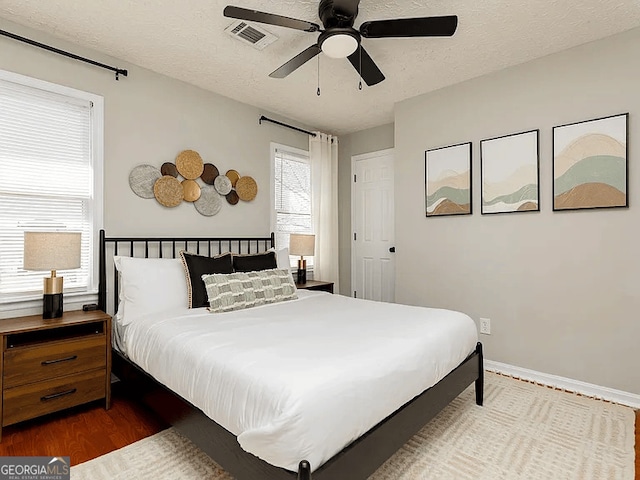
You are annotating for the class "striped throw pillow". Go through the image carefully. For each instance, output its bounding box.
[202,268,297,313]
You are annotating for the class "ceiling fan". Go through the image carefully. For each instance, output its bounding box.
[223,0,458,86]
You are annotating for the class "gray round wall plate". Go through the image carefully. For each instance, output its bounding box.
[129,164,162,199]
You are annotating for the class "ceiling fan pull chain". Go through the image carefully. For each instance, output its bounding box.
[358,46,363,91]
[317,54,321,96]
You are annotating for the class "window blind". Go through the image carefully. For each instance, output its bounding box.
[0,76,95,302]
[274,146,313,264]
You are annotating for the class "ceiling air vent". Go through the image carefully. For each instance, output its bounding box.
[224,20,278,50]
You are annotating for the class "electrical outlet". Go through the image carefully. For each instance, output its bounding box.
[480,317,491,335]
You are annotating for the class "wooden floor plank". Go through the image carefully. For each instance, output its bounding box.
[0,383,167,466]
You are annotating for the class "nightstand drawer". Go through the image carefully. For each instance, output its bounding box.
[3,336,106,389]
[3,369,106,426]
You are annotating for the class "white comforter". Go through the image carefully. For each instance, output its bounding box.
[123,290,478,472]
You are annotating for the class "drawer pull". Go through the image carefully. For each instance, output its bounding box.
[41,355,78,366]
[41,388,77,402]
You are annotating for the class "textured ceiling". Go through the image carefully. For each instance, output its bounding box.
[1,1,640,135]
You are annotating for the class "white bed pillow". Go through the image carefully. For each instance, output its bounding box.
[274,247,295,283]
[275,247,289,269]
[114,256,188,325]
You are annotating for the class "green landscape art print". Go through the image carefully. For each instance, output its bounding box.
[553,113,628,211]
[425,142,472,217]
[480,130,539,214]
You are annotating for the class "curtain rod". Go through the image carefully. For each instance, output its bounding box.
[0,28,128,80]
[259,115,316,137]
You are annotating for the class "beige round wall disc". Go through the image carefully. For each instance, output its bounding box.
[182,179,201,202]
[214,175,232,195]
[236,176,258,201]
[194,185,222,216]
[154,175,184,207]
[176,150,204,179]
[225,169,240,187]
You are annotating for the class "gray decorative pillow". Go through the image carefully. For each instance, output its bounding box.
[202,268,297,313]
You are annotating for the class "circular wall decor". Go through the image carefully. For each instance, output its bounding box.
[129,164,161,199]
[161,162,179,177]
[225,169,240,187]
[214,175,232,195]
[153,175,184,207]
[201,163,219,185]
[176,150,204,180]
[194,185,222,216]
[236,176,258,201]
[182,179,201,202]
[226,190,239,205]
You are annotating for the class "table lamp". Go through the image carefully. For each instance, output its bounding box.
[289,233,315,284]
[23,231,82,319]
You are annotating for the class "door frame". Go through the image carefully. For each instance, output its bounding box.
[350,148,395,298]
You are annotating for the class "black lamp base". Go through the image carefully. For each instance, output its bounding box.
[43,293,63,319]
[296,258,307,284]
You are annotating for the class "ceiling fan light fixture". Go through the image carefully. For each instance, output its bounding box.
[320,32,358,58]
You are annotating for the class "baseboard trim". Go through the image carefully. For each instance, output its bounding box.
[485,360,640,409]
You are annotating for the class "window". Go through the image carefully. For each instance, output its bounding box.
[0,70,103,311]
[271,143,313,266]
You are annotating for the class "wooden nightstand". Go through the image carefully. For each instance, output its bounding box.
[295,280,334,294]
[0,309,111,441]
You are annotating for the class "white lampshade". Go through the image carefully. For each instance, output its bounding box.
[289,234,315,257]
[24,231,82,271]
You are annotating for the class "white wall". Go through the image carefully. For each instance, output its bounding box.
[394,27,640,394]
[0,18,309,239]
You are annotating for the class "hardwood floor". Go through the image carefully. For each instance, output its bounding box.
[0,382,166,466]
[0,384,637,477]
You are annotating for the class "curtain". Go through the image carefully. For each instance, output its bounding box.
[309,132,339,290]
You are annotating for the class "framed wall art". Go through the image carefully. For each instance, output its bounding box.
[480,130,540,214]
[425,142,472,217]
[553,113,628,211]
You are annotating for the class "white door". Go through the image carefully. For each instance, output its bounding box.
[351,149,395,302]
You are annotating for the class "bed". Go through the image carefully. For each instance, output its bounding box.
[98,230,483,480]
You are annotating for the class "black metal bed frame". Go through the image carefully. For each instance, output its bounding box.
[98,230,484,480]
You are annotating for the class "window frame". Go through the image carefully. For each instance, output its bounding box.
[270,142,314,269]
[0,69,104,317]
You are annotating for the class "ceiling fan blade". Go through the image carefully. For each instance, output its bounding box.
[270,45,322,78]
[360,15,458,38]
[347,45,385,86]
[224,6,320,33]
[331,0,361,18]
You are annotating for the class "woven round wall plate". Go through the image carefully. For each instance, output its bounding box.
[201,163,219,185]
[129,164,161,199]
[214,175,232,195]
[225,169,240,187]
[194,185,222,216]
[182,179,201,202]
[176,150,204,180]
[235,176,258,201]
[161,162,179,177]
[153,175,184,207]
[226,190,239,205]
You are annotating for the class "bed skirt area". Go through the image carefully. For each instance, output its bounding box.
[111,342,483,480]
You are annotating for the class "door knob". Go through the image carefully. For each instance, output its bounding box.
[389,247,396,253]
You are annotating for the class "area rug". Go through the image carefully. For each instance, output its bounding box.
[71,372,635,480]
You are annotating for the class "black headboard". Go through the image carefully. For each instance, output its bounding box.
[97,229,275,315]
